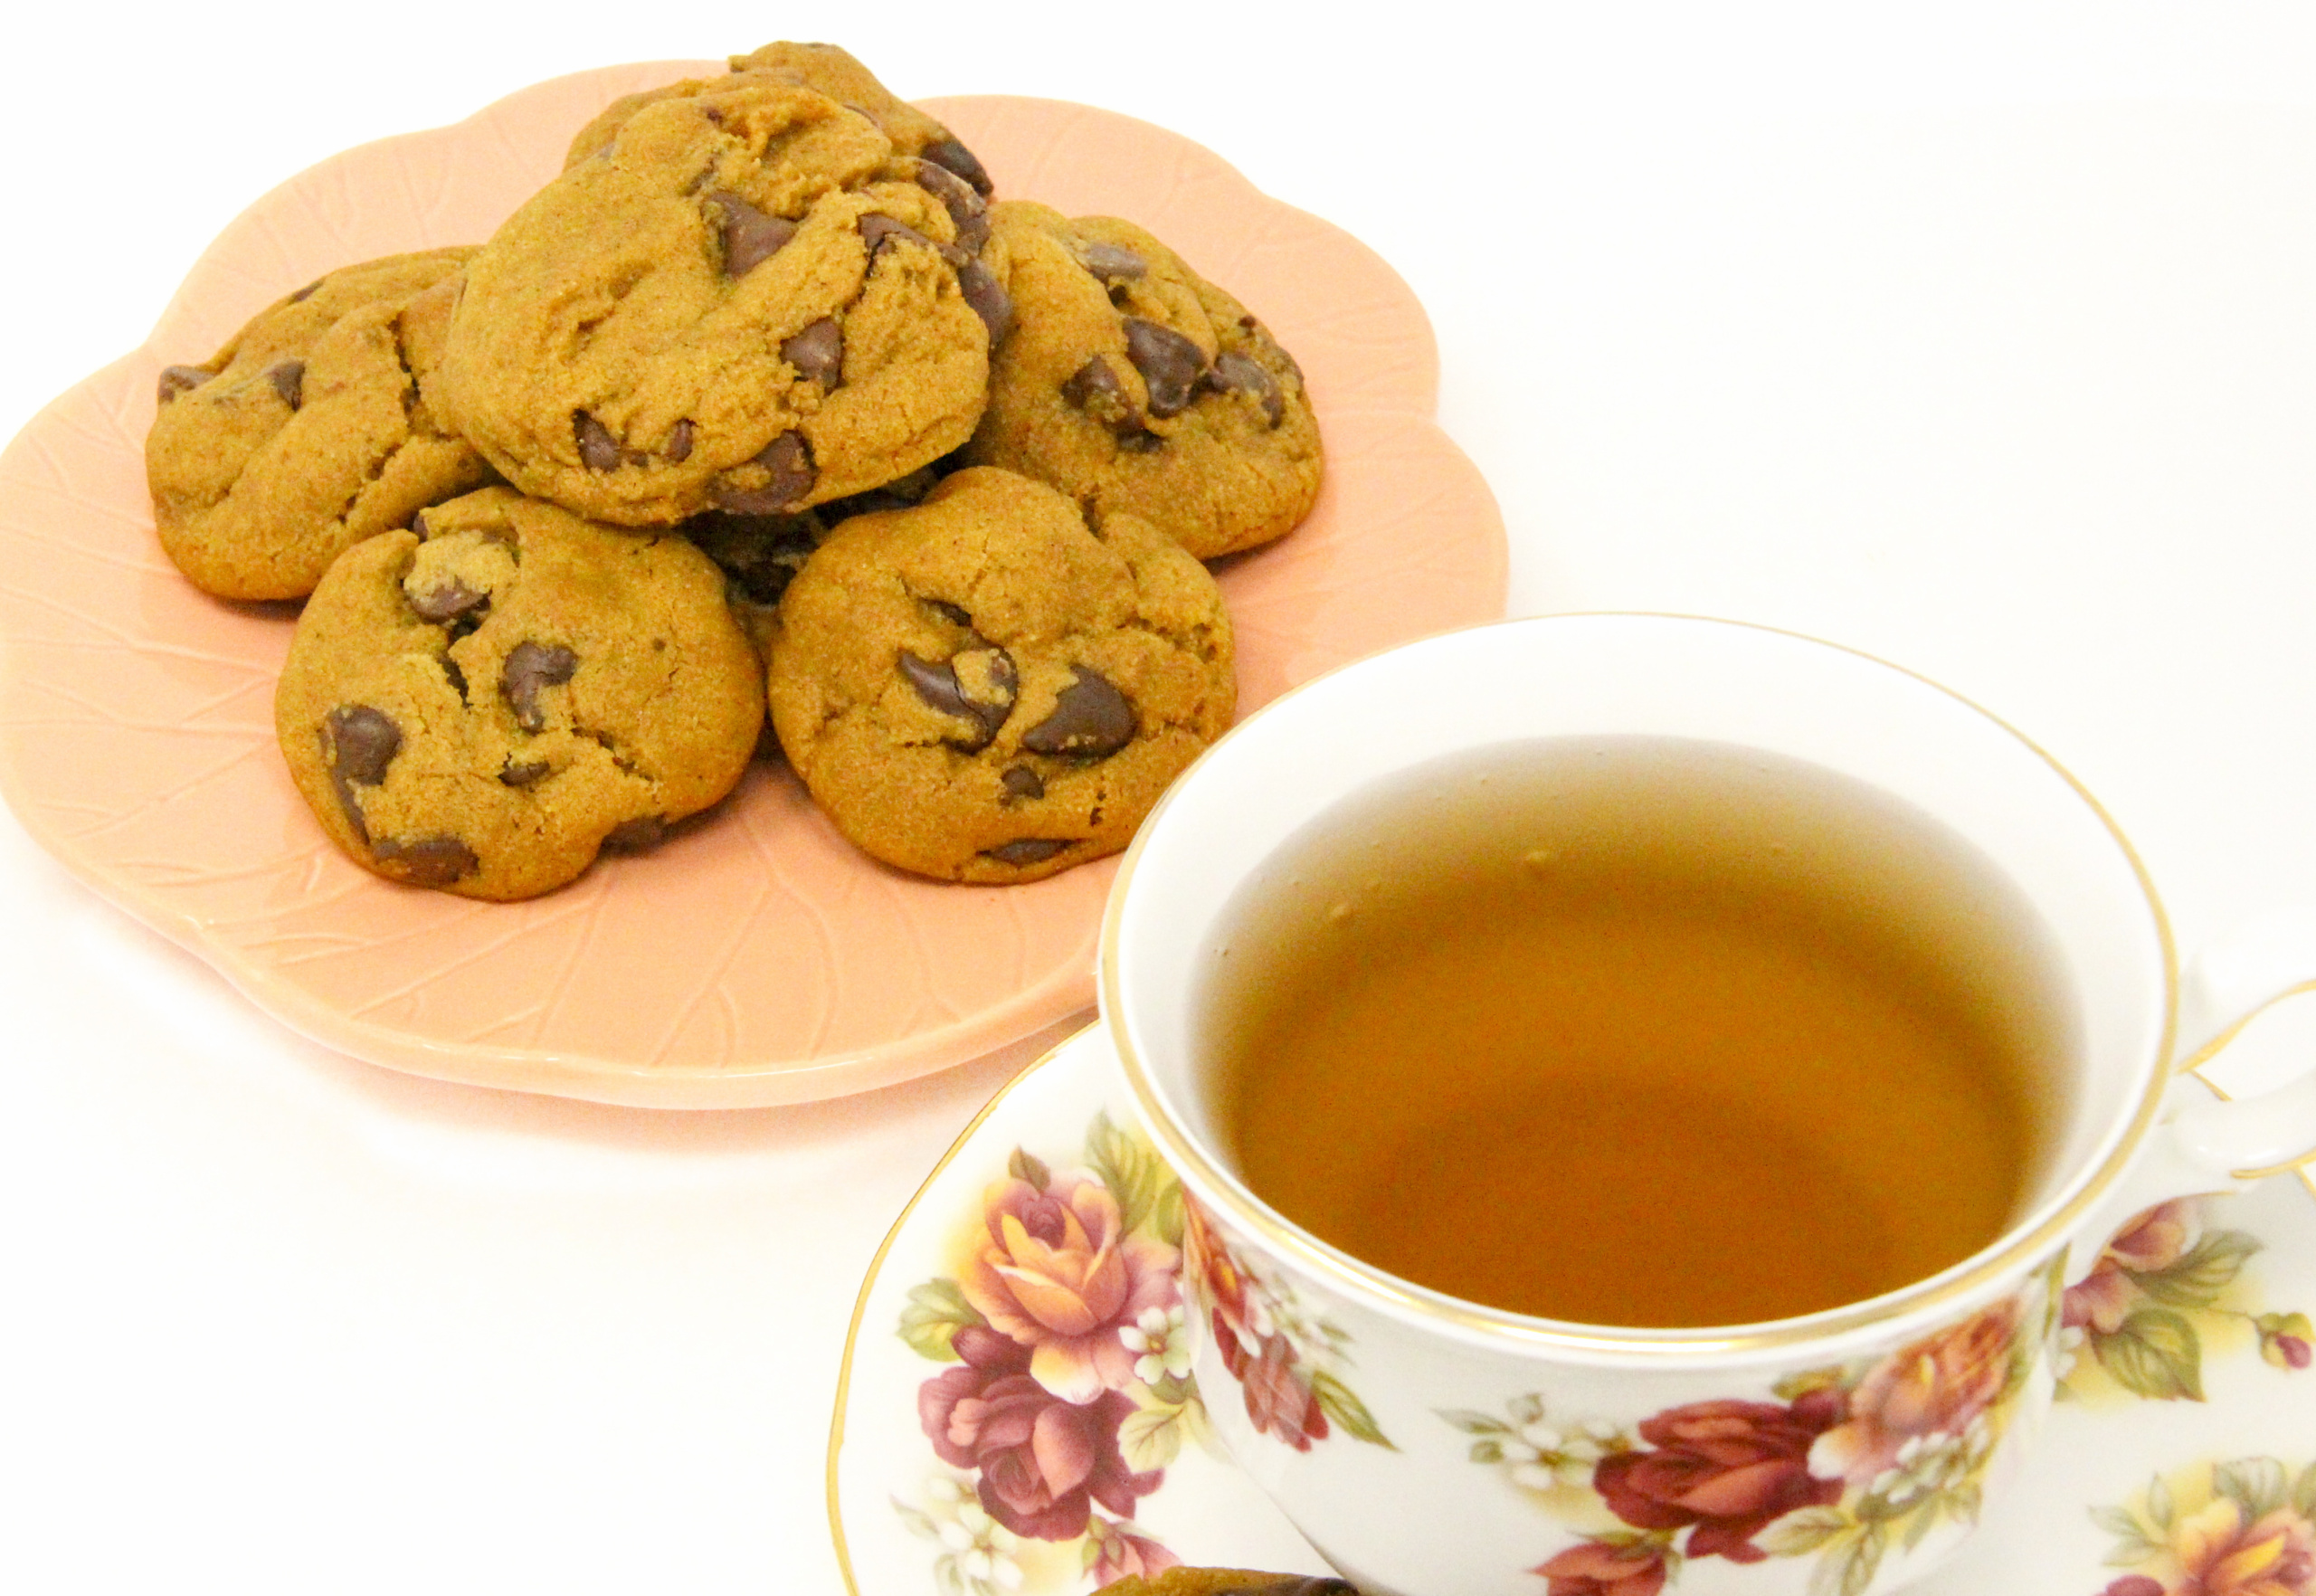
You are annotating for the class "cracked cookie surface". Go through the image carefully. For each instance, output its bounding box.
[436,77,1006,527]
[766,465,1234,883]
[275,487,763,900]
[145,248,493,600]
[963,202,1321,560]
[565,40,994,200]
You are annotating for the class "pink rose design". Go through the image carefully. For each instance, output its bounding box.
[1594,1393,1845,1563]
[2099,1580,2164,1596]
[1535,1541,1671,1596]
[1086,1515,1182,1586]
[1183,1193,1333,1450]
[1808,1299,2020,1488]
[2169,1496,2316,1596]
[961,1164,1179,1403]
[2064,1202,2197,1335]
[916,1325,1161,1540]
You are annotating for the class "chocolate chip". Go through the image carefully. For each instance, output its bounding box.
[1021,667,1135,758]
[914,158,990,253]
[925,599,973,628]
[710,432,815,515]
[782,318,844,388]
[985,838,1068,866]
[268,360,305,410]
[1079,243,1147,282]
[409,511,431,538]
[1209,349,1286,426]
[499,758,551,787]
[156,365,214,404]
[957,260,1013,344]
[1123,318,1206,418]
[372,834,478,887]
[574,411,622,471]
[859,213,935,258]
[289,279,323,303]
[898,648,1017,751]
[1060,356,1144,436]
[921,137,992,197]
[710,191,798,276]
[1001,765,1044,801]
[1118,430,1164,453]
[327,705,401,787]
[500,641,578,733]
[601,815,667,853]
[406,578,487,624]
[666,419,694,462]
[440,656,469,701]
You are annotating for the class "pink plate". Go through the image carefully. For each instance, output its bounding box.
[0,65,1505,1107]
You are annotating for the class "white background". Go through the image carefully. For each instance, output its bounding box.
[6,3,2316,1591]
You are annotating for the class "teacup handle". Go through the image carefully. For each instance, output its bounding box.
[2068,907,2316,1276]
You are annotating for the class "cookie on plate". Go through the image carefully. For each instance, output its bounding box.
[436,77,1008,527]
[146,248,493,600]
[275,487,763,900]
[1094,1573,1354,1596]
[766,466,1234,883]
[963,202,1320,560]
[565,41,993,199]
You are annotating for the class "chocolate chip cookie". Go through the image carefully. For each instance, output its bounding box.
[436,77,1008,527]
[766,466,1233,882]
[963,203,1321,561]
[146,249,493,600]
[275,487,764,900]
[565,41,993,200]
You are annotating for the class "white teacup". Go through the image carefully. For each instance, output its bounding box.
[1098,613,2316,1596]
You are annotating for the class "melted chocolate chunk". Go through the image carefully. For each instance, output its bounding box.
[323,705,402,843]
[984,838,1068,866]
[666,418,694,462]
[406,577,487,624]
[1021,667,1135,758]
[711,432,815,515]
[1079,242,1147,282]
[601,815,667,853]
[921,137,993,197]
[156,365,214,404]
[500,641,578,733]
[687,510,821,605]
[1059,356,1144,438]
[859,212,935,258]
[268,360,305,410]
[914,158,990,253]
[898,648,1017,751]
[574,411,622,471]
[499,758,552,787]
[1001,765,1044,802]
[1209,349,1286,426]
[957,260,1013,344]
[709,191,798,276]
[372,833,478,887]
[1123,318,1206,418]
[782,318,844,388]
[288,278,323,303]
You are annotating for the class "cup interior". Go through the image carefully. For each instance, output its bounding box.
[1102,613,2173,1339]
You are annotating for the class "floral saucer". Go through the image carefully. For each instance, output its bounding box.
[827,1026,2316,1596]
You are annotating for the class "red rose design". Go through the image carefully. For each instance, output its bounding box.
[1535,1540,1670,1596]
[1595,1392,1845,1563]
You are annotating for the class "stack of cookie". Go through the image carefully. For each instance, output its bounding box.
[146,42,1323,901]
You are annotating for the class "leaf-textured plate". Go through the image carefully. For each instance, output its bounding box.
[0,65,1505,1107]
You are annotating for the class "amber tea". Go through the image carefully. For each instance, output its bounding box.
[1196,736,2076,1328]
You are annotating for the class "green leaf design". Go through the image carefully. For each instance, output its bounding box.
[2088,1505,2144,1540]
[2148,1473,2177,1532]
[2214,1458,2290,1522]
[1771,1364,1851,1402]
[1756,1505,1850,1557]
[1117,1403,1186,1472]
[897,1278,988,1363]
[1007,1147,1051,1189]
[1308,1367,1396,1450]
[1438,1410,1512,1436]
[894,1496,942,1539]
[2294,1458,2316,1519]
[1468,1439,1506,1465]
[1084,1112,1177,1241]
[2130,1230,2263,1308]
[1900,1498,1943,1553]
[2094,1308,2205,1401]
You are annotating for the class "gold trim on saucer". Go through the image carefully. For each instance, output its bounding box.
[1100,612,2181,1360]
[2174,986,2316,1190]
[824,1026,1092,1596]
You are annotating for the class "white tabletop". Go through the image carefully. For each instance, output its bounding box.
[7,5,2316,1591]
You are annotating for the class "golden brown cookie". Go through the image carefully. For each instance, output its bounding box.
[1095,1573,1354,1596]
[766,466,1233,882]
[565,41,993,199]
[146,249,492,600]
[436,77,1008,527]
[275,488,764,900]
[963,203,1320,560]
